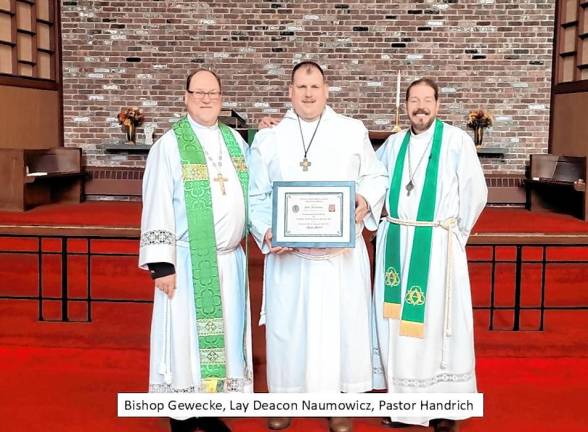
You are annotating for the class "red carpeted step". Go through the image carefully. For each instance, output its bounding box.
[0,202,141,227]
[1,203,588,233]
[1,344,586,431]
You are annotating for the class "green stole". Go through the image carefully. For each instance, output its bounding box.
[173,117,248,392]
[383,119,444,338]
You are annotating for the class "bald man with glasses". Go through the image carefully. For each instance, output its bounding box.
[139,69,252,432]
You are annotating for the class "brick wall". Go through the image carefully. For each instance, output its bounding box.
[61,0,555,174]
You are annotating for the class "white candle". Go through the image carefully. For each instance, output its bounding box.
[395,71,400,109]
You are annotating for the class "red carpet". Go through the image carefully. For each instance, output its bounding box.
[1,343,586,432]
[473,207,588,233]
[0,201,141,227]
[1,203,587,431]
[1,202,588,234]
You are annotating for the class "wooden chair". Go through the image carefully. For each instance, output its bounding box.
[0,148,84,211]
[526,154,587,221]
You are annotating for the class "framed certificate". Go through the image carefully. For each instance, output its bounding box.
[271,181,356,248]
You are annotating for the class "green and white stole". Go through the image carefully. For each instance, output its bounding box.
[173,117,248,392]
[383,119,444,338]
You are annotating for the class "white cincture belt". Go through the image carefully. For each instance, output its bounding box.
[176,239,238,255]
[290,230,363,261]
[384,215,457,369]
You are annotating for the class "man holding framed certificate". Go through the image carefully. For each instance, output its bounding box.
[248,61,388,432]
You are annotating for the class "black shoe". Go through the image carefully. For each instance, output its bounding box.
[170,417,199,432]
[432,419,458,432]
[381,417,411,428]
[199,417,231,432]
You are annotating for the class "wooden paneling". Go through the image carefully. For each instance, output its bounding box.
[551,92,588,156]
[17,60,31,75]
[0,1,62,155]
[36,0,49,21]
[561,55,576,82]
[564,0,579,22]
[0,13,11,40]
[550,1,588,158]
[0,0,57,81]
[37,22,49,49]
[0,44,11,73]
[37,50,49,78]
[0,84,60,149]
[15,1,31,31]
[16,32,31,61]
[554,0,588,83]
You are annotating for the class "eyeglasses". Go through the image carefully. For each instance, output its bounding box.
[187,89,221,100]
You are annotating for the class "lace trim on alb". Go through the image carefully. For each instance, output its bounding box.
[392,371,473,388]
[141,230,175,247]
[149,376,252,393]
[372,347,385,376]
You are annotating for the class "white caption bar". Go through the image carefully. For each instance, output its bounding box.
[118,393,483,419]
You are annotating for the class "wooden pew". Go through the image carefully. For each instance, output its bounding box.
[526,154,588,221]
[0,148,84,211]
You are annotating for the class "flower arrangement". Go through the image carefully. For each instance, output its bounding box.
[466,109,493,147]
[117,107,144,143]
[118,107,144,128]
[467,109,493,129]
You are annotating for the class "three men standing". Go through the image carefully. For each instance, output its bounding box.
[140,65,485,432]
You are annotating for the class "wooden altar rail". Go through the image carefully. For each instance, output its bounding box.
[3,224,588,244]
[1,224,587,329]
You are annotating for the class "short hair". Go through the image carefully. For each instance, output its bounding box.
[186,69,222,93]
[406,78,439,101]
[291,61,326,83]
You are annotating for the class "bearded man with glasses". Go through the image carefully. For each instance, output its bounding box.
[139,69,252,432]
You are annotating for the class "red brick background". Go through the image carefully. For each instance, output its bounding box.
[61,0,555,174]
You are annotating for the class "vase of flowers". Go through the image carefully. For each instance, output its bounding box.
[117,107,144,144]
[466,109,493,147]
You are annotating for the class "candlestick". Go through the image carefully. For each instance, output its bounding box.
[395,71,400,109]
[392,72,402,133]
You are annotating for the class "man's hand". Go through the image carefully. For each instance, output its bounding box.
[355,193,369,223]
[155,274,176,299]
[264,229,292,255]
[258,117,280,129]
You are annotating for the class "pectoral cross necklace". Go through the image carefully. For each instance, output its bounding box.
[406,134,433,196]
[297,112,323,172]
[202,131,228,195]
